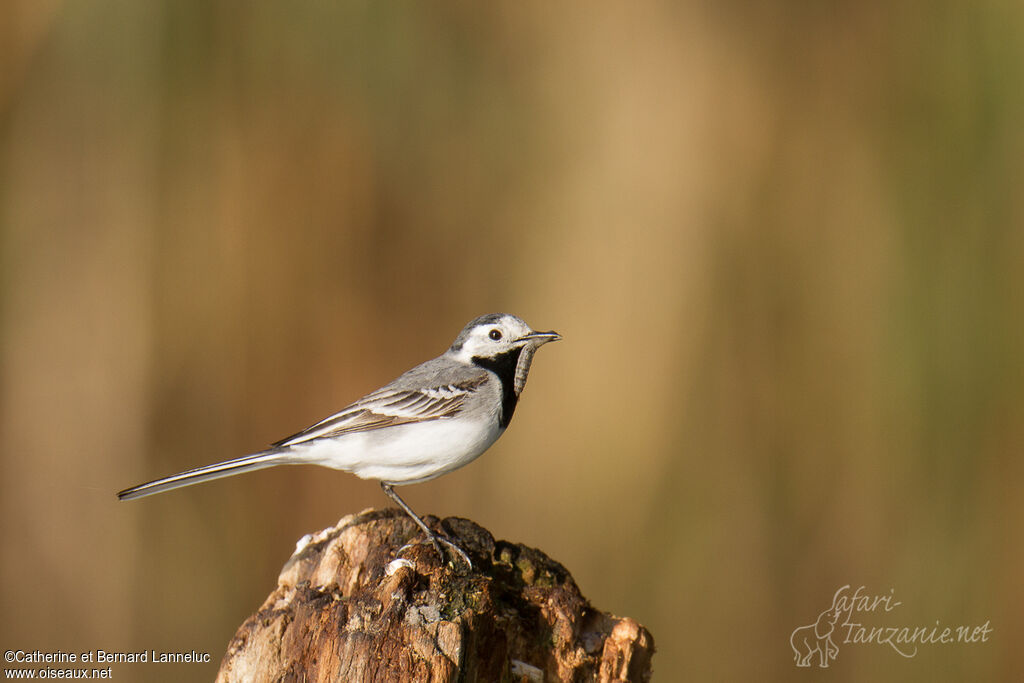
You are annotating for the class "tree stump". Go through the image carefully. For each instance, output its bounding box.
[216,508,654,682]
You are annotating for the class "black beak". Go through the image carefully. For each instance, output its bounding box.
[516,330,561,344]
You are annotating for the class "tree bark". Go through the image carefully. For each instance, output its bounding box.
[216,508,654,682]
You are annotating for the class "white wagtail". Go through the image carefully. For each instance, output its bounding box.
[118,313,560,565]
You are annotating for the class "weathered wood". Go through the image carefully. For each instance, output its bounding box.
[216,508,654,682]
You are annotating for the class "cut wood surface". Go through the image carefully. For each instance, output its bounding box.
[216,508,654,682]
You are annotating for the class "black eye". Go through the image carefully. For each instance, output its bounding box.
[488,329,503,341]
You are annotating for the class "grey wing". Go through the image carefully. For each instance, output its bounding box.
[271,371,488,448]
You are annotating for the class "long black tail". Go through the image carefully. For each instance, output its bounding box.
[117,451,292,500]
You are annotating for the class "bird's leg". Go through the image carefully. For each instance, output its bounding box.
[380,482,472,568]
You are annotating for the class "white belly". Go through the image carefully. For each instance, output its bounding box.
[286,416,504,485]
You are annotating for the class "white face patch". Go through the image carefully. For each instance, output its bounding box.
[448,314,535,363]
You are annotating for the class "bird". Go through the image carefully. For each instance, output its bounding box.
[117,313,560,566]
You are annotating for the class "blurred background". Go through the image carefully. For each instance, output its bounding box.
[1,1,1022,680]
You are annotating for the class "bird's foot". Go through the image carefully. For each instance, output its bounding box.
[398,533,472,570]
[434,535,472,569]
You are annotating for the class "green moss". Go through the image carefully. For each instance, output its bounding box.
[436,575,490,620]
[515,557,536,585]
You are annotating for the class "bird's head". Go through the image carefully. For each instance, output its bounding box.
[447,313,560,363]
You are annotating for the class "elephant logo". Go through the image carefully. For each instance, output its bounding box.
[790,606,842,668]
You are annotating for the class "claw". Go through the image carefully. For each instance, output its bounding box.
[396,535,472,569]
[434,535,472,569]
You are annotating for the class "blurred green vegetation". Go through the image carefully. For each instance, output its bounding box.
[1,1,1021,680]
